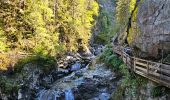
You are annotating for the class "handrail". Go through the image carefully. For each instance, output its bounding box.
[113,45,170,88]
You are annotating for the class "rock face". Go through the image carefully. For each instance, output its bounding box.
[119,0,170,58]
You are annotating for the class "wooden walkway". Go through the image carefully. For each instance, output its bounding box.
[113,45,170,88]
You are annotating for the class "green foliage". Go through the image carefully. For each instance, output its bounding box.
[0,0,99,54]
[111,64,148,99]
[56,0,99,52]
[14,55,56,73]
[151,86,167,98]
[111,85,125,100]
[98,44,123,71]
[112,72,148,99]
[115,0,137,29]
[115,0,130,26]
[94,0,118,45]
[0,76,19,95]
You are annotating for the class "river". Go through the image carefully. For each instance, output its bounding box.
[36,56,119,100]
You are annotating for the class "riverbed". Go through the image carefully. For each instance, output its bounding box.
[36,62,119,100]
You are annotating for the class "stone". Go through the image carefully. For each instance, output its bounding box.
[118,0,170,58]
[71,62,81,71]
[99,93,110,100]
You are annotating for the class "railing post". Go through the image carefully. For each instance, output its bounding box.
[121,48,123,59]
[160,64,162,81]
[134,58,136,72]
[147,62,149,74]
[126,54,127,65]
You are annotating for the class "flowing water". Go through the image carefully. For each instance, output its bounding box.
[36,62,119,100]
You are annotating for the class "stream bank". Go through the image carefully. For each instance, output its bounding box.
[0,45,122,100]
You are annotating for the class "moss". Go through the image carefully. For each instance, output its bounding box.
[132,6,138,21]
[151,86,170,98]
[127,27,134,44]
[14,55,56,73]
[0,76,19,95]
[97,44,123,71]
[129,0,137,13]
[111,84,125,100]
[127,3,139,45]
[94,0,118,45]
[112,63,148,99]
[127,22,142,45]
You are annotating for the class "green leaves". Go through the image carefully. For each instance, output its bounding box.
[0,0,99,55]
[55,0,99,52]
[98,45,123,70]
[0,27,7,51]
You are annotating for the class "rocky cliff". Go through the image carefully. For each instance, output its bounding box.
[118,0,170,59]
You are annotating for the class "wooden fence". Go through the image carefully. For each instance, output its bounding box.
[113,45,170,88]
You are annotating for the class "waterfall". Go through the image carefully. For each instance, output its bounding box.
[65,89,74,100]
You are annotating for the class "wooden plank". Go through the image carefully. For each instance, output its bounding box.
[123,58,126,63]
[135,61,147,67]
[136,70,147,77]
[149,72,170,81]
[136,66,147,73]
[135,71,170,88]
[149,65,170,75]
[112,44,170,88]
[135,57,148,62]
[161,64,170,70]
[134,59,136,72]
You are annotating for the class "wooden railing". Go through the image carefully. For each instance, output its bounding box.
[113,45,170,88]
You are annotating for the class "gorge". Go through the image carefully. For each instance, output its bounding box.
[0,0,170,100]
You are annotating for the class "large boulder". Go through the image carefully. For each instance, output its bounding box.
[119,0,170,58]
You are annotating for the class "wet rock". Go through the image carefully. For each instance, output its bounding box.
[99,93,110,100]
[71,62,81,71]
[94,45,104,55]
[58,68,69,73]
[93,74,102,79]
[36,64,119,100]
[42,75,53,84]
[75,71,83,77]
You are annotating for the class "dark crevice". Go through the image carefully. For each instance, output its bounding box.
[125,0,140,44]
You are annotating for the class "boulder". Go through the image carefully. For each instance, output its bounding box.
[118,0,170,58]
[71,62,81,71]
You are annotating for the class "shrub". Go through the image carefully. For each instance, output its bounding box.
[98,44,123,71]
[14,55,56,73]
[0,76,19,95]
[151,86,166,98]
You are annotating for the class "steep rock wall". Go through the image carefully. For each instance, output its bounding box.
[119,0,170,58]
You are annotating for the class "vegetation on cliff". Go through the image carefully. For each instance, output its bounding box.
[0,0,99,71]
[0,0,99,98]
[0,0,99,55]
[0,0,170,99]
